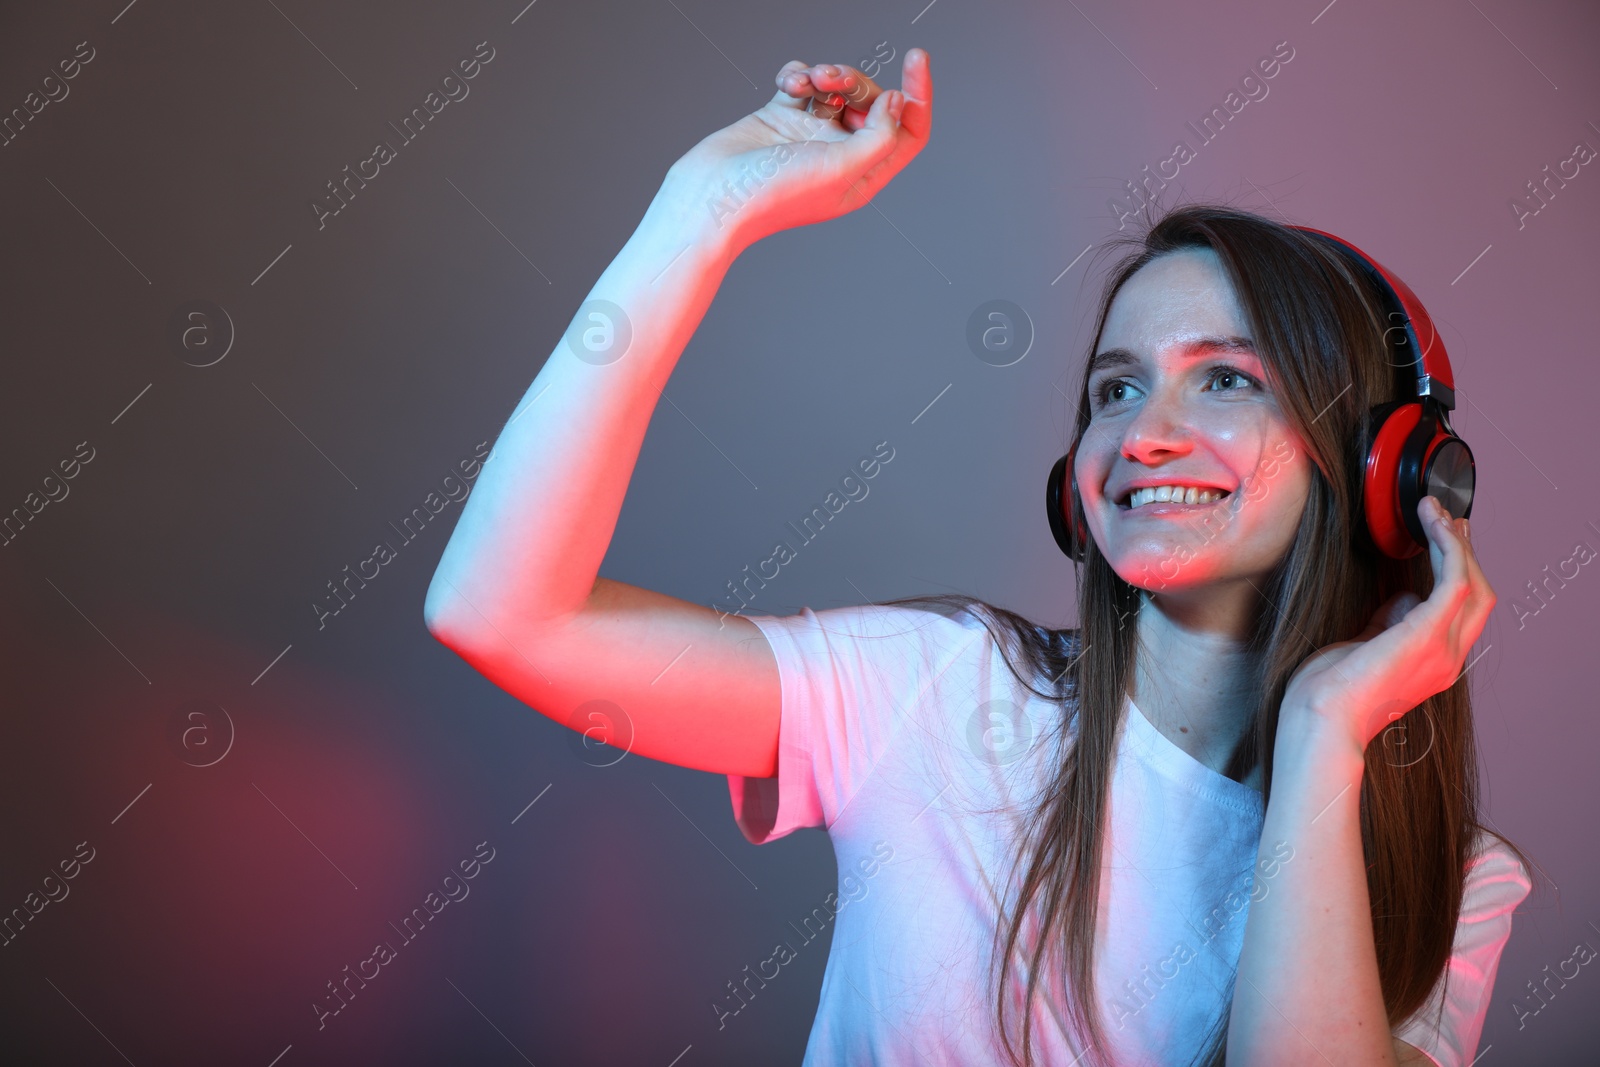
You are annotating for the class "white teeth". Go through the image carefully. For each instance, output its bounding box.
[1126,485,1227,509]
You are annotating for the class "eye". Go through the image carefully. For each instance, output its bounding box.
[1204,365,1259,393]
[1092,377,1139,408]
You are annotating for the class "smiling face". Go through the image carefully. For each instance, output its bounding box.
[1076,247,1313,595]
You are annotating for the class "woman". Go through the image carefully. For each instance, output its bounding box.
[423,47,1533,1066]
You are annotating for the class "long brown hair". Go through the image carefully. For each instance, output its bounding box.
[883,202,1534,1066]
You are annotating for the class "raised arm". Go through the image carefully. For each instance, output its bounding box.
[424,50,933,778]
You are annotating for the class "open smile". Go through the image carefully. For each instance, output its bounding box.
[1114,484,1233,513]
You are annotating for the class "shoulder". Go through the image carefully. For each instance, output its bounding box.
[746,598,1078,706]
[754,600,985,641]
[1461,830,1534,919]
[744,601,993,672]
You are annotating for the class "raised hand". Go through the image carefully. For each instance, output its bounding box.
[1279,495,1497,755]
[663,47,933,253]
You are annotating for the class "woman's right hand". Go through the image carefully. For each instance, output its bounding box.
[663,47,933,253]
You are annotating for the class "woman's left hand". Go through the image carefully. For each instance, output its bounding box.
[1279,495,1497,756]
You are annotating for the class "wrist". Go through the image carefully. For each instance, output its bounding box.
[1275,703,1367,778]
[642,165,752,265]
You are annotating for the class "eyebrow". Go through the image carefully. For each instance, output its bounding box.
[1087,335,1258,377]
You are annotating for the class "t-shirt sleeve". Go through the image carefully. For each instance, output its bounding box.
[1391,834,1534,1066]
[724,603,985,846]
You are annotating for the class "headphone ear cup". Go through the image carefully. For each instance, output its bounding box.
[1360,399,1479,560]
[1046,445,1089,562]
[1046,452,1080,560]
[1362,400,1426,559]
[1401,411,1475,549]
[1397,405,1440,551]
[1428,435,1475,522]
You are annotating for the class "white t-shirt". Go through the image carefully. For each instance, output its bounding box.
[725,603,1531,1067]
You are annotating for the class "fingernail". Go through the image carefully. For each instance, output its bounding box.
[1461,519,1472,543]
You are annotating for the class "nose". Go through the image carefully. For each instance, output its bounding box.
[1119,383,1195,465]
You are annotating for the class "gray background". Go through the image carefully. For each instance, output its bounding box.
[0,0,1594,1063]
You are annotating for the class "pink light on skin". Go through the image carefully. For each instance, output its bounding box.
[1074,247,1314,606]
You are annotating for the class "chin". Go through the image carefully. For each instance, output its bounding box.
[1105,548,1228,594]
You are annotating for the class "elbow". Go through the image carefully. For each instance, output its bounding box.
[423,571,470,646]
[423,602,451,644]
[422,568,515,654]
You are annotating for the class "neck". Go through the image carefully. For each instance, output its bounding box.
[1130,581,1263,786]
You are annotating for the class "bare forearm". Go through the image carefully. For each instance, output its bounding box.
[1228,714,1398,1066]
[425,168,742,639]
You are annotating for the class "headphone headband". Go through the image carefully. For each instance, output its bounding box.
[1292,226,1456,411]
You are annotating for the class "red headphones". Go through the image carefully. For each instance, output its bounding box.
[1046,226,1474,563]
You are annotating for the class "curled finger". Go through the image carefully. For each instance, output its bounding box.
[807,63,883,117]
[806,90,849,122]
[772,60,816,109]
